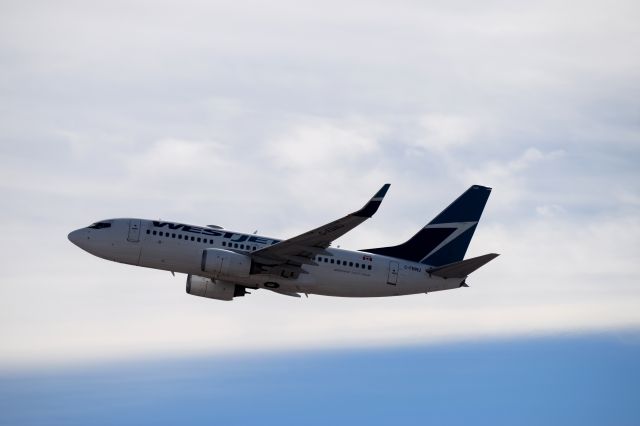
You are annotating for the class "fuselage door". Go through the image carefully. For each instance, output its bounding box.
[127,219,141,242]
[387,261,399,285]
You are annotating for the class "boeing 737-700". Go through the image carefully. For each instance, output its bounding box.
[68,185,498,301]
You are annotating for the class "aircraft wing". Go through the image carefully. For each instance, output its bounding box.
[251,184,390,278]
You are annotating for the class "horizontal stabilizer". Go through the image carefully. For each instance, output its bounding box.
[428,253,499,278]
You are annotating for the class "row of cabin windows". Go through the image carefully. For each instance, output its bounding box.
[146,229,258,251]
[145,229,368,268]
[221,241,258,251]
[316,256,372,270]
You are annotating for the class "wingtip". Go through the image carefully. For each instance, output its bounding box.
[353,184,391,218]
[374,183,391,199]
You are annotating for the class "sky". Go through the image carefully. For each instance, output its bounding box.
[0,0,639,423]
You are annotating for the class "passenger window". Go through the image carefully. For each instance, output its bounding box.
[324,258,328,263]
[190,236,194,241]
[253,246,257,251]
[178,235,182,239]
[146,230,150,234]
[152,231,157,235]
[222,241,226,246]
[240,244,244,249]
[355,263,359,268]
[197,237,201,242]
[172,233,176,238]
[330,259,334,264]
[368,265,372,270]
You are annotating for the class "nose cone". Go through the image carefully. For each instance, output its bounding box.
[68,229,84,247]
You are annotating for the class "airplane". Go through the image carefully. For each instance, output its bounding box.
[68,185,498,301]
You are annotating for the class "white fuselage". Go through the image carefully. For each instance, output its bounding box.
[68,218,465,297]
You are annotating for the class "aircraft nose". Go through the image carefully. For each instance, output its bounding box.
[67,229,84,246]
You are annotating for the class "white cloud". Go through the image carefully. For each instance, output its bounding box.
[266,119,382,169]
[456,147,566,211]
[536,204,566,218]
[415,114,485,150]
[127,139,227,181]
[469,147,565,181]
[0,0,639,370]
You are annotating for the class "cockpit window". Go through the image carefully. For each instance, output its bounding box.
[88,222,112,230]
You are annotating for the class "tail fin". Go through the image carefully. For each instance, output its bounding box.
[361,185,491,266]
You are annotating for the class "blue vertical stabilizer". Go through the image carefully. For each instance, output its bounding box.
[361,185,491,266]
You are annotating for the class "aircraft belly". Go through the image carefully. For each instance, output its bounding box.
[298,267,428,298]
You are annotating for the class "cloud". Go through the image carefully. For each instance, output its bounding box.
[0,0,639,370]
[414,114,489,151]
[466,147,565,181]
[535,204,566,218]
[266,119,382,169]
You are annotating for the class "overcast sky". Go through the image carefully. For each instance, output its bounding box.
[0,0,639,370]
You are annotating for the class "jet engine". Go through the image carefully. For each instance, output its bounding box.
[200,248,251,278]
[186,274,248,301]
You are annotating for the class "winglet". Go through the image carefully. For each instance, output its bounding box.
[353,184,391,218]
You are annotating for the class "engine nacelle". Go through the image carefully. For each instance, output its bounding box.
[200,248,251,278]
[186,275,248,301]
